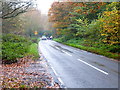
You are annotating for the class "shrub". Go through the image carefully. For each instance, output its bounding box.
[2,34,31,64]
[107,45,120,53]
[31,37,38,43]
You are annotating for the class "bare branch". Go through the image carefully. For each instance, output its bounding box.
[0,1,34,19]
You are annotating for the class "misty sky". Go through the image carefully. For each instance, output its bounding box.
[36,0,56,14]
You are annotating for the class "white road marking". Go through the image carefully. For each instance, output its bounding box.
[77,59,109,75]
[58,77,64,85]
[51,67,58,76]
[65,52,72,56]
[51,67,66,87]
[55,47,60,50]
[62,50,66,53]
[62,50,72,56]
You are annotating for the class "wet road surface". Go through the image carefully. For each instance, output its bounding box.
[38,40,119,88]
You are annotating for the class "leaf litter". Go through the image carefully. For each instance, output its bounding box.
[0,56,60,88]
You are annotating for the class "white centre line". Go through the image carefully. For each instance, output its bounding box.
[77,59,108,75]
[65,52,72,56]
[62,50,72,56]
[62,50,66,53]
[55,47,60,50]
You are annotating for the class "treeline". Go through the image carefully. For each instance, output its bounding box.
[48,2,120,59]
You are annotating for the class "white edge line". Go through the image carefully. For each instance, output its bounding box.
[58,77,64,85]
[77,59,109,75]
[51,67,66,87]
[51,67,58,76]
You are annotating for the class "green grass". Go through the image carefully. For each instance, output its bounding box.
[0,42,1,60]
[28,43,39,59]
[54,38,120,60]
[37,38,40,42]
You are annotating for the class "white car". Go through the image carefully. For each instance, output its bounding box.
[50,36,53,40]
[41,36,47,40]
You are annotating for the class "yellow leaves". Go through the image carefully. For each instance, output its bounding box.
[99,2,120,45]
[115,22,119,24]
[99,18,104,22]
[102,40,107,43]
[75,33,79,36]
[76,19,82,22]
[101,34,107,36]
[103,10,119,19]
[103,11,111,17]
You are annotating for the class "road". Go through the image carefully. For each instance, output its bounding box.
[38,40,119,88]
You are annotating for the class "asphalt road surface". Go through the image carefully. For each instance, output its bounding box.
[38,40,119,88]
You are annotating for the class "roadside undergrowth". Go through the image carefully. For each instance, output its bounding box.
[54,38,120,60]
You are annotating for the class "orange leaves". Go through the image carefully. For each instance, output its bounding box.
[48,2,73,34]
[1,57,60,88]
[97,6,101,9]
[75,9,82,13]
[74,3,84,7]
[48,2,109,37]
[73,2,107,17]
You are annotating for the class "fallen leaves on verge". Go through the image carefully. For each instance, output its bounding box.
[0,56,60,88]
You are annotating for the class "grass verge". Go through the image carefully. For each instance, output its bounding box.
[54,38,120,60]
[27,43,39,59]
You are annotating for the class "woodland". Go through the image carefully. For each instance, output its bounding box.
[48,2,120,59]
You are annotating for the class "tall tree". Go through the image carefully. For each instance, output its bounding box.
[48,2,75,38]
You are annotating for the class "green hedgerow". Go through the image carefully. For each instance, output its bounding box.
[2,34,32,64]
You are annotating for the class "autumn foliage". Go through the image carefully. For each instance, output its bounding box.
[48,2,120,56]
[99,2,120,45]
